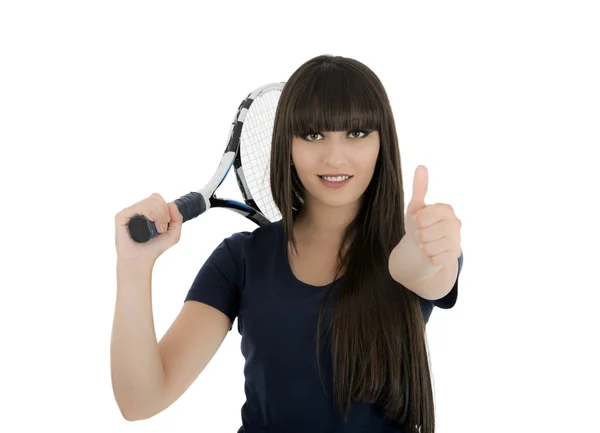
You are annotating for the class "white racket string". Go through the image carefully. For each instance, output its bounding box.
[240,89,282,222]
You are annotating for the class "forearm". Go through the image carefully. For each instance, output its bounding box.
[406,258,459,301]
[110,259,166,420]
[388,241,460,301]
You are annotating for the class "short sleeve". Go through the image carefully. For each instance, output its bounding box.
[184,232,248,331]
[431,250,463,310]
[419,251,463,323]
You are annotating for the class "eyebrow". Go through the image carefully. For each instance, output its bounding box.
[305,128,373,134]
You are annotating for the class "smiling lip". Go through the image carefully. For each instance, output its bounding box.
[318,174,352,177]
[318,175,353,189]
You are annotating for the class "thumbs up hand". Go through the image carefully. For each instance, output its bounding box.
[388,165,462,289]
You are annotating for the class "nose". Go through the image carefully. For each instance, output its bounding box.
[322,133,348,167]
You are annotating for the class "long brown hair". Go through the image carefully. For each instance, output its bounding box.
[270,55,434,433]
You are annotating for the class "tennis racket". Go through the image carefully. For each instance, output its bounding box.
[128,82,285,243]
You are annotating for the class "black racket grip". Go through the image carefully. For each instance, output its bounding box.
[128,192,207,243]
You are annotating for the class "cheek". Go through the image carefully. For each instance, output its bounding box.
[290,145,313,187]
[354,144,380,173]
[290,140,303,166]
[368,151,380,173]
[291,145,315,174]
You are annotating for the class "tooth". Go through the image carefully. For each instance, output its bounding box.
[322,175,348,182]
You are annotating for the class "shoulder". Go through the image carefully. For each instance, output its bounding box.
[220,219,284,257]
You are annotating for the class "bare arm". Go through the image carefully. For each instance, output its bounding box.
[110,259,231,421]
[111,259,165,420]
[158,300,231,416]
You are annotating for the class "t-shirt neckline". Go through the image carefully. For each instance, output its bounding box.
[278,220,344,290]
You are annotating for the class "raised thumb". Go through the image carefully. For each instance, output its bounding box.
[406,165,429,217]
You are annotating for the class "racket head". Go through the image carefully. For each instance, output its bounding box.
[229,82,285,224]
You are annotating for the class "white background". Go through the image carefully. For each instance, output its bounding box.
[1,1,598,432]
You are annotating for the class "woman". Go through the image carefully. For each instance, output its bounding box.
[112,54,464,433]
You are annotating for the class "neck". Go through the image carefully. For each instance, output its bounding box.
[293,198,360,241]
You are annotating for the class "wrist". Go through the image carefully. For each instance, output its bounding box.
[117,257,155,273]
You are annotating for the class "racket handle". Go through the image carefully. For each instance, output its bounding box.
[128,192,207,243]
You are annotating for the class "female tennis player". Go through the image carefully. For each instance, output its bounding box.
[111,54,464,433]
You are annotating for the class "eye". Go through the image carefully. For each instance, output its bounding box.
[348,129,371,139]
[301,132,323,142]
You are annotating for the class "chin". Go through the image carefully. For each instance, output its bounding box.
[311,188,364,209]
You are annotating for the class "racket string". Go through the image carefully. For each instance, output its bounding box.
[240,89,282,222]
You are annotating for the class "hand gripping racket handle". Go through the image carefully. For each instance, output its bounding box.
[127,192,207,243]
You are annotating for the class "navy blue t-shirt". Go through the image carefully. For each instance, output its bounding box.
[185,219,463,433]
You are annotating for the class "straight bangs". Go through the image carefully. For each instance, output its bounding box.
[288,66,385,137]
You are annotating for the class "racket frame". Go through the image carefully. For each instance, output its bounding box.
[198,81,285,227]
[127,82,285,243]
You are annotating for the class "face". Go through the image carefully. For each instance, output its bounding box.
[291,128,380,210]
